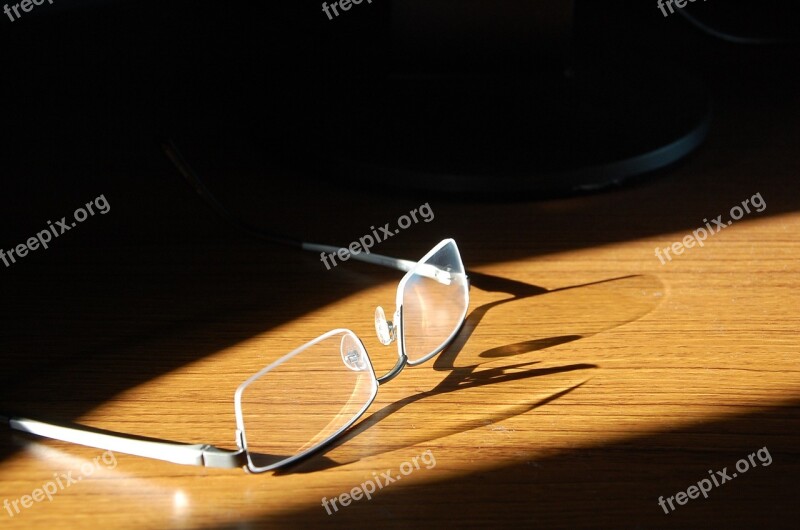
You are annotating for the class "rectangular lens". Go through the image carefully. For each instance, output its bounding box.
[235,330,377,472]
[401,239,469,364]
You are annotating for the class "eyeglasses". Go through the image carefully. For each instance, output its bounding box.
[2,238,469,473]
[236,237,469,472]
[2,142,470,472]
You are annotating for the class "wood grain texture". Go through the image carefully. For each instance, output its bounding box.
[1,59,799,530]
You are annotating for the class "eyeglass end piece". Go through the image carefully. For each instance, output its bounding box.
[200,446,248,469]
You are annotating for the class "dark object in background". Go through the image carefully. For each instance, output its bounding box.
[0,1,797,200]
[308,0,713,198]
[677,0,798,44]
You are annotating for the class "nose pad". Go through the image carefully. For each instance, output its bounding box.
[374,306,397,346]
[340,334,368,372]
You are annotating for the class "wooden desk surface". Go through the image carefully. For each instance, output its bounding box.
[1,54,799,530]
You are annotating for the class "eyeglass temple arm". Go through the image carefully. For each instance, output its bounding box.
[162,140,457,285]
[1,414,247,469]
[300,242,455,283]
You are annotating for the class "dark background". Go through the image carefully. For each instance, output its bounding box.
[1,0,798,212]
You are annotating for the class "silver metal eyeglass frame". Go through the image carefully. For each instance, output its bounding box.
[1,238,469,473]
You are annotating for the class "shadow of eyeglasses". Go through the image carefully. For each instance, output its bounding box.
[275,271,664,474]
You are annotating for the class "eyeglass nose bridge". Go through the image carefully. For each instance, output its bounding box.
[374,306,397,346]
